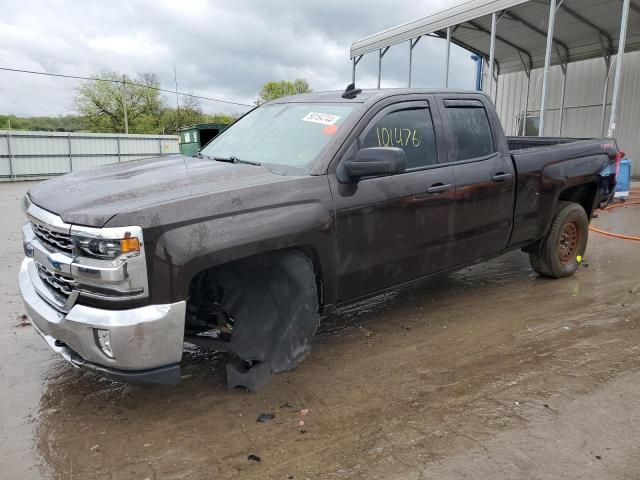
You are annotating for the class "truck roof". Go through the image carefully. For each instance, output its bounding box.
[271,88,486,104]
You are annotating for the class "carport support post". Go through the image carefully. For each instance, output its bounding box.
[521,70,531,136]
[559,63,567,136]
[377,47,389,89]
[408,37,421,87]
[539,0,557,137]
[608,0,631,138]
[351,55,362,85]
[378,49,382,88]
[600,58,613,136]
[488,13,497,99]
[352,58,356,84]
[445,27,452,87]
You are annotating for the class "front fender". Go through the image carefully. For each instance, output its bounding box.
[106,175,338,307]
[157,201,336,302]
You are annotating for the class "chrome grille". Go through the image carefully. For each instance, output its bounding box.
[31,221,73,253]
[37,264,76,300]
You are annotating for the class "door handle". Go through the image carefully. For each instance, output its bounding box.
[426,183,452,194]
[491,172,513,182]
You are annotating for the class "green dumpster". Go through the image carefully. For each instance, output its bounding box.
[178,123,229,157]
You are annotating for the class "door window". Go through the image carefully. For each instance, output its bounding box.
[445,103,495,161]
[362,107,438,169]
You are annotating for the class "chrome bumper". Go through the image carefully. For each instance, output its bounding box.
[19,258,186,383]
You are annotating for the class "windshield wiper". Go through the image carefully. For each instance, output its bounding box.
[212,155,261,166]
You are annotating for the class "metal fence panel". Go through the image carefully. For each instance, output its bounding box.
[13,156,69,176]
[0,135,9,176]
[71,155,121,171]
[13,134,69,156]
[0,130,180,180]
[73,136,118,155]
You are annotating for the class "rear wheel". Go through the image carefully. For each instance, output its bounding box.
[528,201,589,278]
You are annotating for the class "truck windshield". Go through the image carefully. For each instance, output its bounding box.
[200,103,355,168]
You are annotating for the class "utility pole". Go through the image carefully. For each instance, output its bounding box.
[174,64,181,132]
[122,74,129,134]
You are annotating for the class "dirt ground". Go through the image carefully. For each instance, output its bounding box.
[1,180,639,480]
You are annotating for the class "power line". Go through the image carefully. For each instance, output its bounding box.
[0,66,254,108]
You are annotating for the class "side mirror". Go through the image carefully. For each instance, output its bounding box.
[342,147,406,180]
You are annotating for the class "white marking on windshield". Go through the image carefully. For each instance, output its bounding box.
[302,112,341,125]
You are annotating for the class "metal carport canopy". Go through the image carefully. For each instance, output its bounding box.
[350,0,640,74]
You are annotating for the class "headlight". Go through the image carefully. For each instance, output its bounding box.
[73,233,140,259]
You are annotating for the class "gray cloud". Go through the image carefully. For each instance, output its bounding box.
[0,0,477,117]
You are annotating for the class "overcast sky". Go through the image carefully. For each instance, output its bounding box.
[0,0,476,117]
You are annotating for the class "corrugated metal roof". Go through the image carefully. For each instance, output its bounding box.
[351,0,640,74]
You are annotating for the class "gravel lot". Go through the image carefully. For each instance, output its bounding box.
[1,180,639,479]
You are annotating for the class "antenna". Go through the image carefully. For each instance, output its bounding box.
[342,83,362,99]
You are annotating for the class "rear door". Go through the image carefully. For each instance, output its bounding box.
[329,98,456,303]
[436,96,515,264]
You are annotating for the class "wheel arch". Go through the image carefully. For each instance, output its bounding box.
[186,245,326,312]
[557,182,598,220]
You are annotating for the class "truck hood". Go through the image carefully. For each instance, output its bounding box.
[28,155,294,227]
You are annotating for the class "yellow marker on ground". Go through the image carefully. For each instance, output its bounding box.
[576,255,582,263]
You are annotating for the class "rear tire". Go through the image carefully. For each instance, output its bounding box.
[528,201,589,278]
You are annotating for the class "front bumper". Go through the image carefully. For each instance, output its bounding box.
[19,258,186,384]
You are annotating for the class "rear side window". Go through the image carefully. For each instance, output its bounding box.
[445,102,495,161]
[362,107,438,169]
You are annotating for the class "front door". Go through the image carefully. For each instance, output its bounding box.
[328,100,456,303]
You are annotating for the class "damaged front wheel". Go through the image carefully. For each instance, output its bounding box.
[187,250,320,391]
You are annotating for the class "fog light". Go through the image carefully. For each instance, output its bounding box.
[23,241,34,258]
[94,328,114,359]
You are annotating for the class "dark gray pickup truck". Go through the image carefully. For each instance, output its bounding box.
[19,87,622,390]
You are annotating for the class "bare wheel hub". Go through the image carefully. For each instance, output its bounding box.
[558,221,580,265]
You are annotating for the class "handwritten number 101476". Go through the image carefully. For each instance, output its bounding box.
[376,128,421,148]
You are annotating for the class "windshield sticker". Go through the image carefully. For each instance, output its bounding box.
[302,112,341,125]
[323,124,339,135]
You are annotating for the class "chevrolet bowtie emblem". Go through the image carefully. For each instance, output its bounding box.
[47,256,62,270]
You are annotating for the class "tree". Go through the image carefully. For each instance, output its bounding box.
[160,95,203,134]
[69,70,242,134]
[159,97,237,134]
[203,113,237,124]
[257,79,312,104]
[75,72,163,133]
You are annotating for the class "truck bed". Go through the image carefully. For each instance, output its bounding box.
[506,136,590,152]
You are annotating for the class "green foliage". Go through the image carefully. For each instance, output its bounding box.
[75,71,164,134]
[0,114,86,132]
[1,70,242,134]
[203,113,236,124]
[74,71,238,134]
[257,79,312,104]
[160,95,203,134]
[159,99,236,134]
